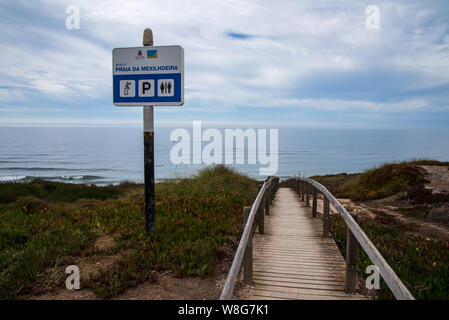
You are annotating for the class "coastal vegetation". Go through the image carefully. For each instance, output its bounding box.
[0,165,258,299]
[313,160,448,201]
[330,212,449,299]
[313,160,449,299]
[2,160,448,300]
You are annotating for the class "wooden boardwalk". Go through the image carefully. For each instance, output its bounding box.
[247,188,367,300]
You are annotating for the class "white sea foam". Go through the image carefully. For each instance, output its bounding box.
[0,175,26,182]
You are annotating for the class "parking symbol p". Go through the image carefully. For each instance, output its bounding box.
[138,80,155,97]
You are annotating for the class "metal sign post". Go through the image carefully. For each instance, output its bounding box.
[112,28,184,232]
[143,28,155,232]
[143,105,154,232]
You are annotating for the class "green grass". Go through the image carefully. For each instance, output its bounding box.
[314,160,449,299]
[311,173,360,196]
[408,188,449,204]
[0,165,258,299]
[409,160,449,167]
[329,213,449,299]
[0,179,139,204]
[314,160,449,201]
[398,206,430,220]
[336,162,427,200]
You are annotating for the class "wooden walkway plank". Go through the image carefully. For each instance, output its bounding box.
[247,187,367,300]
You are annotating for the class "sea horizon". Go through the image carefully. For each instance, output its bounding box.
[1,125,449,186]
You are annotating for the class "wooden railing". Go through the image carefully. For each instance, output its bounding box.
[219,176,279,300]
[285,177,415,300]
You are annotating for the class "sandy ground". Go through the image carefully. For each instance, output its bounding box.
[419,165,449,194]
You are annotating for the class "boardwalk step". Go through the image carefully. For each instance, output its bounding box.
[247,187,368,300]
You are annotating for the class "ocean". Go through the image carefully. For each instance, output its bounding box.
[1,126,449,185]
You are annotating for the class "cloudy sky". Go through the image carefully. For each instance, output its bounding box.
[1,0,449,128]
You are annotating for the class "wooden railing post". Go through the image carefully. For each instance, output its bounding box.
[305,183,310,207]
[345,212,359,294]
[267,182,271,205]
[265,188,270,215]
[301,181,305,201]
[257,184,264,234]
[259,196,264,234]
[242,206,252,284]
[221,176,415,300]
[323,197,330,237]
[312,186,317,217]
[220,180,269,300]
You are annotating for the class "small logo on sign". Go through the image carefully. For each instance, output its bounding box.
[147,50,158,59]
[136,50,144,60]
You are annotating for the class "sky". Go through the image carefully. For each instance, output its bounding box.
[0,0,449,129]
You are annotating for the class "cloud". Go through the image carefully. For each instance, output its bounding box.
[281,98,432,112]
[0,0,448,127]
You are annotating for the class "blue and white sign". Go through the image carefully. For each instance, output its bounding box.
[112,45,184,106]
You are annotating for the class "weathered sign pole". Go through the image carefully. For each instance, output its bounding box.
[112,28,184,233]
[143,28,155,232]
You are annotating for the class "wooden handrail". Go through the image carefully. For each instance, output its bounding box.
[219,176,278,300]
[290,177,415,300]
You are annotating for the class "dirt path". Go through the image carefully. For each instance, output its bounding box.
[315,194,449,242]
[419,165,449,194]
